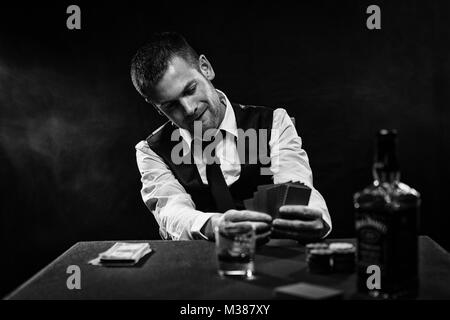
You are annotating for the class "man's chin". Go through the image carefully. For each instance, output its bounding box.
[203,118,221,132]
[189,117,219,137]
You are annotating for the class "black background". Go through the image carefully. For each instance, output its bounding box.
[1,0,449,297]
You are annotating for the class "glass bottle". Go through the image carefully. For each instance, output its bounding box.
[354,129,420,299]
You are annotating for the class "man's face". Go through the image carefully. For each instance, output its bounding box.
[149,55,225,136]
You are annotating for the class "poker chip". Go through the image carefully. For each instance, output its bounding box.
[307,248,333,274]
[305,243,329,258]
[305,242,355,274]
[329,242,355,252]
[329,242,356,273]
[305,243,329,265]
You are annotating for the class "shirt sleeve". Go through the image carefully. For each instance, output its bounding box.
[135,140,216,240]
[269,108,332,237]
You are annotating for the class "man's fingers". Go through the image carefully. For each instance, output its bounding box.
[219,221,271,246]
[249,221,272,234]
[223,221,271,234]
[278,205,322,220]
[272,218,323,231]
[221,221,271,234]
[255,230,271,246]
[256,230,271,241]
[271,229,322,242]
[225,210,272,223]
[220,221,254,234]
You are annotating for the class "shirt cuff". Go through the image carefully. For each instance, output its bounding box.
[190,211,217,240]
[308,189,332,239]
[321,219,332,239]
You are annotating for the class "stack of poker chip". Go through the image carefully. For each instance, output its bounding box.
[305,243,332,274]
[329,242,356,273]
[305,242,355,274]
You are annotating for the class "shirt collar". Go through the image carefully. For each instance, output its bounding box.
[178,89,237,150]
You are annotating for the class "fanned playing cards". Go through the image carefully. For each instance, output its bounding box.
[244,182,312,218]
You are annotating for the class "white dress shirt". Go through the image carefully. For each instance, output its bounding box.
[135,90,331,240]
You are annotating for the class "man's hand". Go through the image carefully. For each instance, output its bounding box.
[272,205,329,242]
[203,210,273,246]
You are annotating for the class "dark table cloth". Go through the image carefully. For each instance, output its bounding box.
[5,236,450,299]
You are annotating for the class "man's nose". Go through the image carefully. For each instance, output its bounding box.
[179,97,197,116]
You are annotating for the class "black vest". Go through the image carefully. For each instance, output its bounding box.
[146,103,274,212]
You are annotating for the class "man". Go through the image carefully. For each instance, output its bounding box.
[131,32,331,244]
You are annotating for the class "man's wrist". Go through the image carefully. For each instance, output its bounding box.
[201,214,222,241]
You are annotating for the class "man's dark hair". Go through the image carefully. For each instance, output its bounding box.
[130,32,200,100]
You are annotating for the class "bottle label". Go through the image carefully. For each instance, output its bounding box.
[355,206,419,297]
[356,214,388,268]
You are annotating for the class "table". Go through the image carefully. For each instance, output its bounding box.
[5,236,450,299]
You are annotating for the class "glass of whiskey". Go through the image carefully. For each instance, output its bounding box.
[214,221,256,279]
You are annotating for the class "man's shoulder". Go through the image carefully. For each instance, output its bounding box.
[231,102,280,129]
[232,102,274,112]
[232,103,289,119]
[144,120,174,147]
[135,121,174,153]
[231,102,276,120]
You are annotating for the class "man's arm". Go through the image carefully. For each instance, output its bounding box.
[269,108,332,238]
[136,140,216,240]
[136,140,273,242]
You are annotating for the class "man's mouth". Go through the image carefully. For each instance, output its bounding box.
[194,107,207,121]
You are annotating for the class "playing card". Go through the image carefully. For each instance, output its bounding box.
[252,191,260,211]
[267,184,287,218]
[257,184,278,192]
[274,282,343,300]
[257,184,278,215]
[283,183,312,207]
[243,198,255,210]
[244,182,311,218]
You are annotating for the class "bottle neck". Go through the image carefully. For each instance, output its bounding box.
[372,150,400,184]
[372,130,401,184]
[373,166,400,184]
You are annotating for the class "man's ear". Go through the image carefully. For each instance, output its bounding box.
[198,55,215,81]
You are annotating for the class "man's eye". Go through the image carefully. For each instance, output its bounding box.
[186,85,196,95]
